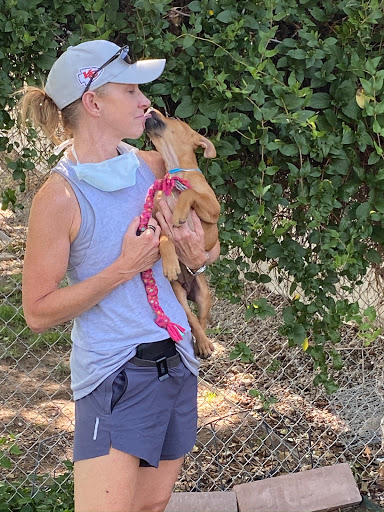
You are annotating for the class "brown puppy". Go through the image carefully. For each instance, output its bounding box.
[145,108,220,358]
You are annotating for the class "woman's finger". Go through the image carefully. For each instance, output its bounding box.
[155,210,168,230]
[190,210,204,235]
[158,199,173,223]
[143,217,160,240]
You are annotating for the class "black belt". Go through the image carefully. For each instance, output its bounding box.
[131,338,180,381]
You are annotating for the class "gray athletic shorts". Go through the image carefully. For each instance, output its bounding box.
[73,354,198,467]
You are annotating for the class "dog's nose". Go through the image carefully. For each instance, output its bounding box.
[145,111,166,132]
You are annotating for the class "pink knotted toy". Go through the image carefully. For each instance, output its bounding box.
[139,175,190,342]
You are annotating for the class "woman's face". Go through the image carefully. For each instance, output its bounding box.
[96,83,151,140]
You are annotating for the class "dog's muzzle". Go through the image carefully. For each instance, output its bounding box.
[145,111,167,133]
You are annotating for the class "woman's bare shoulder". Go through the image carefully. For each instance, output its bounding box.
[138,149,166,179]
[34,172,77,206]
[30,172,79,236]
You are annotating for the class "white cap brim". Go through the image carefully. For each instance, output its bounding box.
[109,59,166,85]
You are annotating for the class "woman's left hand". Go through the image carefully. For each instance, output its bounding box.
[156,199,207,269]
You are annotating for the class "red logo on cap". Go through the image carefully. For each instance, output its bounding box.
[77,67,104,87]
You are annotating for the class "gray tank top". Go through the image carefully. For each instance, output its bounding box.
[52,145,199,400]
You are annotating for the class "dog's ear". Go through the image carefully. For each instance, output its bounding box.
[197,136,216,158]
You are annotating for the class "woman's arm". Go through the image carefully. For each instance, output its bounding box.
[22,175,160,333]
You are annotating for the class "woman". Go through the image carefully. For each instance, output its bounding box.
[20,40,220,512]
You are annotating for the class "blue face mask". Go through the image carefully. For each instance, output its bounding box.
[71,146,139,192]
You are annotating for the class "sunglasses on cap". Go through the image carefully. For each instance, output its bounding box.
[81,45,135,98]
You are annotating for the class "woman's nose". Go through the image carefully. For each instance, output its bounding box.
[139,90,151,109]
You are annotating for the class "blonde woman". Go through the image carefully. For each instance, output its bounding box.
[20,40,219,512]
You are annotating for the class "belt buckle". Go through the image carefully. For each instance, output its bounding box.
[156,356,169,381]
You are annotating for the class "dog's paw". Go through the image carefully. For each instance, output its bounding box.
[163,261,181,282]
[172,213,187,227]
[194,338,215,359]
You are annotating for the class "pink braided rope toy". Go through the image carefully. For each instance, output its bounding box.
[139,175,191,342]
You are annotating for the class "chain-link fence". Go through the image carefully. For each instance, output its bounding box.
[2,126,384,506]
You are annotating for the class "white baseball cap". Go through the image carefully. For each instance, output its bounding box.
[45,40,166,110]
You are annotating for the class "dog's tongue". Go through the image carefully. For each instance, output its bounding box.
[144,109,154,130]
[143,111,152,123]
[145,109,165,132]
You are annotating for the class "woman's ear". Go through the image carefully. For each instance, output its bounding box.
[197,136,216,158]
[81,91,101,118]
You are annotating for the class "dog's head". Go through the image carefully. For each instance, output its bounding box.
[145,108,216,159]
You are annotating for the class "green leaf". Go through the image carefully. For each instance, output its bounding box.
[35,54,57,70]
[368,152,381,165]
[0,455,12,469]
[366,248,381,264]
[174,97,196,118]
[373,120,381,134]
[188,1,201,12]
[372,226,384,244]
[290,323,307,345]
[150,83,172,95]
[342,99,360,119]
[216,10,236,23]
[189,114,210,129]
[9,444,23,455]
[356,202,371,220]
[259,274,271,284]
[283,306,295,324]
[83,24,97,32]
[287,49,307,60]
[230,342,254,362]
[310,93,332,109]
[215,140,237,156]
[279,144,298,157]
[309,7,327,21]
[183,35,195,49]
[97,13,105,28]
[266,244,282,258]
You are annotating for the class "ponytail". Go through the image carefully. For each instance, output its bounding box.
[17,86,62,144]
[17,85,82,143]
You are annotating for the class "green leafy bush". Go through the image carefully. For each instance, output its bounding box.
[0,471,74,512]
[2,0,384,391]
[0,436,73,512]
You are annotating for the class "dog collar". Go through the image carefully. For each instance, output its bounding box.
[168,167,202,174]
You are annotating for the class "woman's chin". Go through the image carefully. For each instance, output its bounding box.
[124,126,145,140]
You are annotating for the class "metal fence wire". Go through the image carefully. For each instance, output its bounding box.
[2,124,384,506]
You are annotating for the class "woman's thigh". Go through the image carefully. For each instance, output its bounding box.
[74,447,140,512]
[132,457,184,512]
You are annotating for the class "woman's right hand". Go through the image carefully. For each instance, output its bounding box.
[117,216,161,280]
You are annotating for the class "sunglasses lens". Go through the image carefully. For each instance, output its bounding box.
[120,46,133,64]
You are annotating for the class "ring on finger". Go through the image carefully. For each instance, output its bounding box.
[146,225,156,233]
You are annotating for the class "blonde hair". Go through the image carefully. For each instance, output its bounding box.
[17,85,82,144]
[17,82,111,144]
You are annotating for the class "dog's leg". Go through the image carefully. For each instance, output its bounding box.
[154,191,181,281]
[193,274,212,332]
[171,281,214,359]
[172,190,220,227]
[159,235,180,281]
